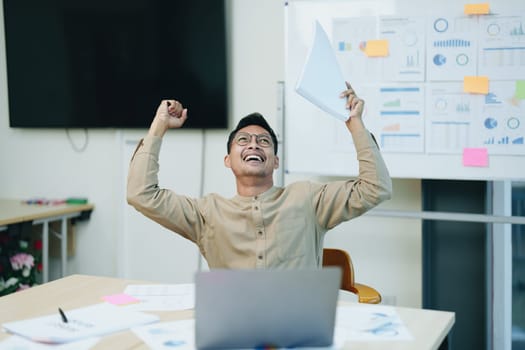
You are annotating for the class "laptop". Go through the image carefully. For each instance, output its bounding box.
[194,268,341,349]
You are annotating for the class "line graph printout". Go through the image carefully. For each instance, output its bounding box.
[474,81,525,155]
[478,14,525,80]
[379,16,426,82]
[427,120,470,154]
[426,15,478,81]
[369,84,425,153]
[425,82,524,155]
[333,17,381,92]
[425,83,483,154]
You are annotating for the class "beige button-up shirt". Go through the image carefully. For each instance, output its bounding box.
[127,128,391,269]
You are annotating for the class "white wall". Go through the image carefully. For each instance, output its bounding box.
[0,0,421,307]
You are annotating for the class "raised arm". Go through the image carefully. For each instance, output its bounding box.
[314,83,392,229]
[126,100,201,242]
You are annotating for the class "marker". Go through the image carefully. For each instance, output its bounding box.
[58,307,68,323]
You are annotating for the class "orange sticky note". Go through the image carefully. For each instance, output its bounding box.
[364,40,389,57]
[463,148,489,167]
[464,76,489,94]
[464,3,490,15]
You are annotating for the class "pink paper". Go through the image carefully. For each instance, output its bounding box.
[102,293,140,305]
[463,148,489,167]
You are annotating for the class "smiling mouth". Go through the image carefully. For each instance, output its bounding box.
[243,155,264,163]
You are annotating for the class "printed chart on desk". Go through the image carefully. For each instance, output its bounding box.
[285,0,525,180]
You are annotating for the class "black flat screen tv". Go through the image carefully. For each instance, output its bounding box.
[3,0,228,129]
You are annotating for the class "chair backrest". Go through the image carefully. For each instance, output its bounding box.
[322,248,382,304]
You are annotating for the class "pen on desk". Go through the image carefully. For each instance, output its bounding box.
[58,307,68,323]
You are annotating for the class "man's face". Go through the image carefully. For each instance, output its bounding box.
[224,125,279,178]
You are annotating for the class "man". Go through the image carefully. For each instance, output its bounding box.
[127,83,392,269]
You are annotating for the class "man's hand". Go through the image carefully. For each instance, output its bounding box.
[340,82,365,132]
[148,100,188,137]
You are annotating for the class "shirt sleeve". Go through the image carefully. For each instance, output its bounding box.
[126,135,203,242]
[313,128,392,230]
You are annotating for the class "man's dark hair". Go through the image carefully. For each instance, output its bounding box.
[226,112,278,154]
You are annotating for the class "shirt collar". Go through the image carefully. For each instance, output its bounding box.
[233,186,280,202]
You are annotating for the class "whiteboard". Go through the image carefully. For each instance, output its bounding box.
[284,0,525,180]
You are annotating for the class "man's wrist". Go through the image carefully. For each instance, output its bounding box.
[345,117,366,134]
[148,118,168,138]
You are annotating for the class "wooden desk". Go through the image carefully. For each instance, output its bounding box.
[0,274,455,350]
[0,199,94,282]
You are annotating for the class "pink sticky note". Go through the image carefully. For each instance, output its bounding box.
[102,293,140,305]
[463,148,489,167]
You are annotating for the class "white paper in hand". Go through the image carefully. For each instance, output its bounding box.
[295,21,348,121]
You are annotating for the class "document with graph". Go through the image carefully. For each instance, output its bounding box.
[2,303,158,344]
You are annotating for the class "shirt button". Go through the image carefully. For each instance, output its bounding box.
[255,206,259,210]
[258,255,263,260]
[258,231,263,236]
[254,196,258,200]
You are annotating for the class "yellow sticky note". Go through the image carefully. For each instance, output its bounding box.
[464,76,489,94]
[464,3,490,15]
[364,40,389,57]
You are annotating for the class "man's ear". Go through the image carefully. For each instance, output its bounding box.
[274,155,280,169]
[224,154,231,168]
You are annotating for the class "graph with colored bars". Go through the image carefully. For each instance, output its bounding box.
[405,52,420,67]
[456,102,470,112]
[479,17,525,80]
[383,98,400,107]
[486,20,524,36]
[509,21,524,36]
[485,93,503,104]
[484,136,524,145]
[433,39,471,47]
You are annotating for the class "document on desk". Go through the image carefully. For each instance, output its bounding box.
[0,335,100,350]
[2,303,159,344]
[335,304,413,341]
[122,283,195,311]
[295,20,349,122]
[132,319,196,350]
[132,319,343,350]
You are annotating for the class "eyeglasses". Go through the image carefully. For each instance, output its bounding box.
[233,132,273,148]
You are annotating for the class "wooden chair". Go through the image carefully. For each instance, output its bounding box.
[322,248,382,304]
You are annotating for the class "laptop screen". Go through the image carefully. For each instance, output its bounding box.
[194,268,341,349]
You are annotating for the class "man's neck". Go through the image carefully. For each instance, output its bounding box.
[235,178,274,197]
